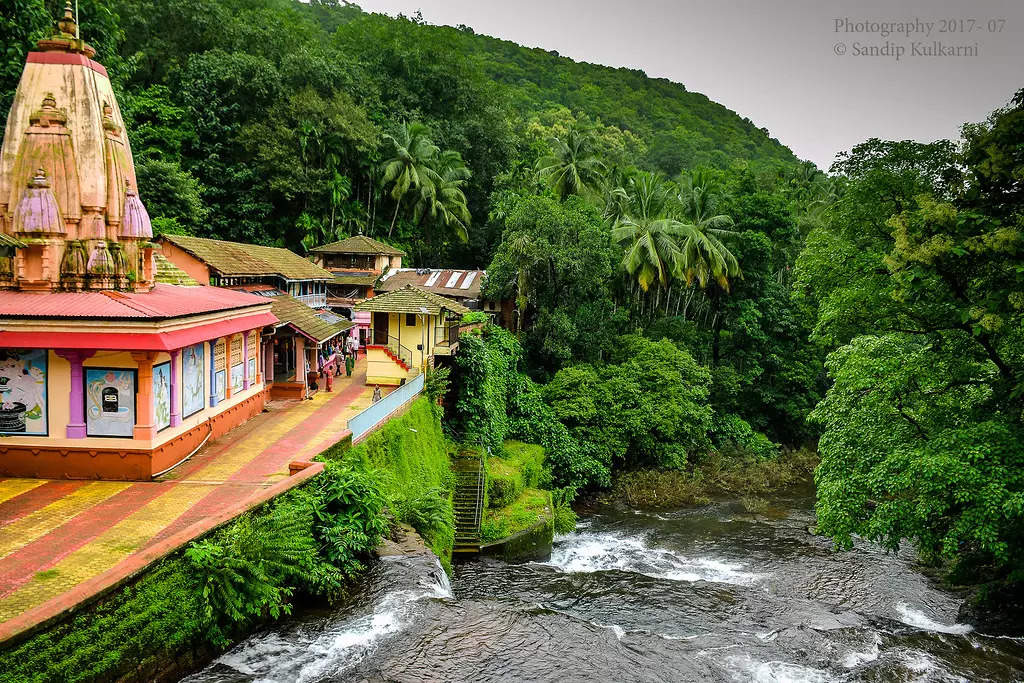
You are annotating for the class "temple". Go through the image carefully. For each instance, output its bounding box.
[0,5,277,480]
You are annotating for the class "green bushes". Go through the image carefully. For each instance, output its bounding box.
[486,457,522,509]
[486,441,546,509]
[450,323,793,494]
[340,397,455,566]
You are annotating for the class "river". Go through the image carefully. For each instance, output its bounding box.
[182,491,1024,682]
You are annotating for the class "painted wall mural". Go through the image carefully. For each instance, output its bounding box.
[86,368,136,437]
[231,363,243,394]
[153,362,171,431]
[0,349,47,435]
[182,343,205,417]
[214,339,226,402]
[248,357,256,383]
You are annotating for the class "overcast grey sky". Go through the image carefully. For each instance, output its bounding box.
[353,0,1023,169]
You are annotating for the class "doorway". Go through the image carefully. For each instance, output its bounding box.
[373,312,389,345]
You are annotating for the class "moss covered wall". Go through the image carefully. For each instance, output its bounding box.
[331,396,455,568]
[480,509,555,562]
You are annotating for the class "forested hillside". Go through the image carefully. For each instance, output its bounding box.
[1,0,802,266]
[5,0,1022,607]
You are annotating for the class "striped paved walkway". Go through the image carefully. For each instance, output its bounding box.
[0,359,378,626]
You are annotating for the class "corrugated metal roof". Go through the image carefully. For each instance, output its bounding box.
[354,284,470,316]
[159,234,332,281]
[310,235,405,256]
[0,283,269,319]
[377,268,485,299]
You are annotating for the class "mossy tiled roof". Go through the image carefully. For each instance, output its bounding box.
[270,294,353,343]
[332,273,380,287]
[310,235,405,256]
[159,234,332,280]
[354,284,470,315]
[0,234,26,248]
[154,253,199,286]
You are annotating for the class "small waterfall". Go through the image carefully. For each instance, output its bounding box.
[183,555,451,683]
[542,529,762,586]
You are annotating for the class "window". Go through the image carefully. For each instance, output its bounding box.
[406,313,416,327]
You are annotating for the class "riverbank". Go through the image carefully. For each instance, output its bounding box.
[596,448,819,508]
[0,388,451,683]
[186,492,1024,681]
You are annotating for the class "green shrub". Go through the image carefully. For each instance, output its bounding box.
[313,463,390,580]
[486,456,523,509]
[400,487,454,560]
[711,413,780,460]
[344,397,455,566]
[551,487,578,535]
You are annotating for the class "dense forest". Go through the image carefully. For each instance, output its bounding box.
[3,0,1023,604]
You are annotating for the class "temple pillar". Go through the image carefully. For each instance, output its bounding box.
[169,348,181,427]
[209,339,218,408]
[264,338,274,383]
[132,351,157,440]
[224,335,233,399]
[295,336,306,392]
[56,349,94,438]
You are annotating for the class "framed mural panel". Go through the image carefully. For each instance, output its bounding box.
[182,343,205,418]
[231,363,244,394]
[213,339,226,402]
[85,368,136,437]
[153,361,171,432]
[0,348,48,435]
[248,357,256,383]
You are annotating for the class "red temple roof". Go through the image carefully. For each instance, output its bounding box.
[0,283,270,320]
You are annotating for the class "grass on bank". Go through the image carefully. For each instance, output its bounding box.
[603,448,819,508]
[481,488,552,543]
[485,440,546,509]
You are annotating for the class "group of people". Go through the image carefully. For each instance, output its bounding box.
[307,333,361,393]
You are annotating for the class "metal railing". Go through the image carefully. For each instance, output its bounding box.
[387,335,414,368]
[294,292,327,308]
[434,323,460,346]
[347,371,424,441]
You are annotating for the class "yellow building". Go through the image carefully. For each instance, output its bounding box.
[354,285,469,385]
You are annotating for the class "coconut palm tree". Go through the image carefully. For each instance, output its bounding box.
[536,125,607,201]
[412,149,472,243]
[675,171,740,291]
[610,172,687,292]
[379,122,441,237]
[506,232,538,332]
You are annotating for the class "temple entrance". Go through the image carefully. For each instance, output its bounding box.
[373,312,389,344]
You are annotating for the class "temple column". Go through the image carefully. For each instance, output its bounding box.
[224,335,233,399]
[132,351,157,440]
[56,349,94,438]
[169,348,181,427]
[264,338,274,383]
[295,336,306,393]
[242,333,249,390]
[209,339,218,408]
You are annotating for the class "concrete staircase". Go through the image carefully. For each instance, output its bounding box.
[377,345,410,372]
[451,453,484,555]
